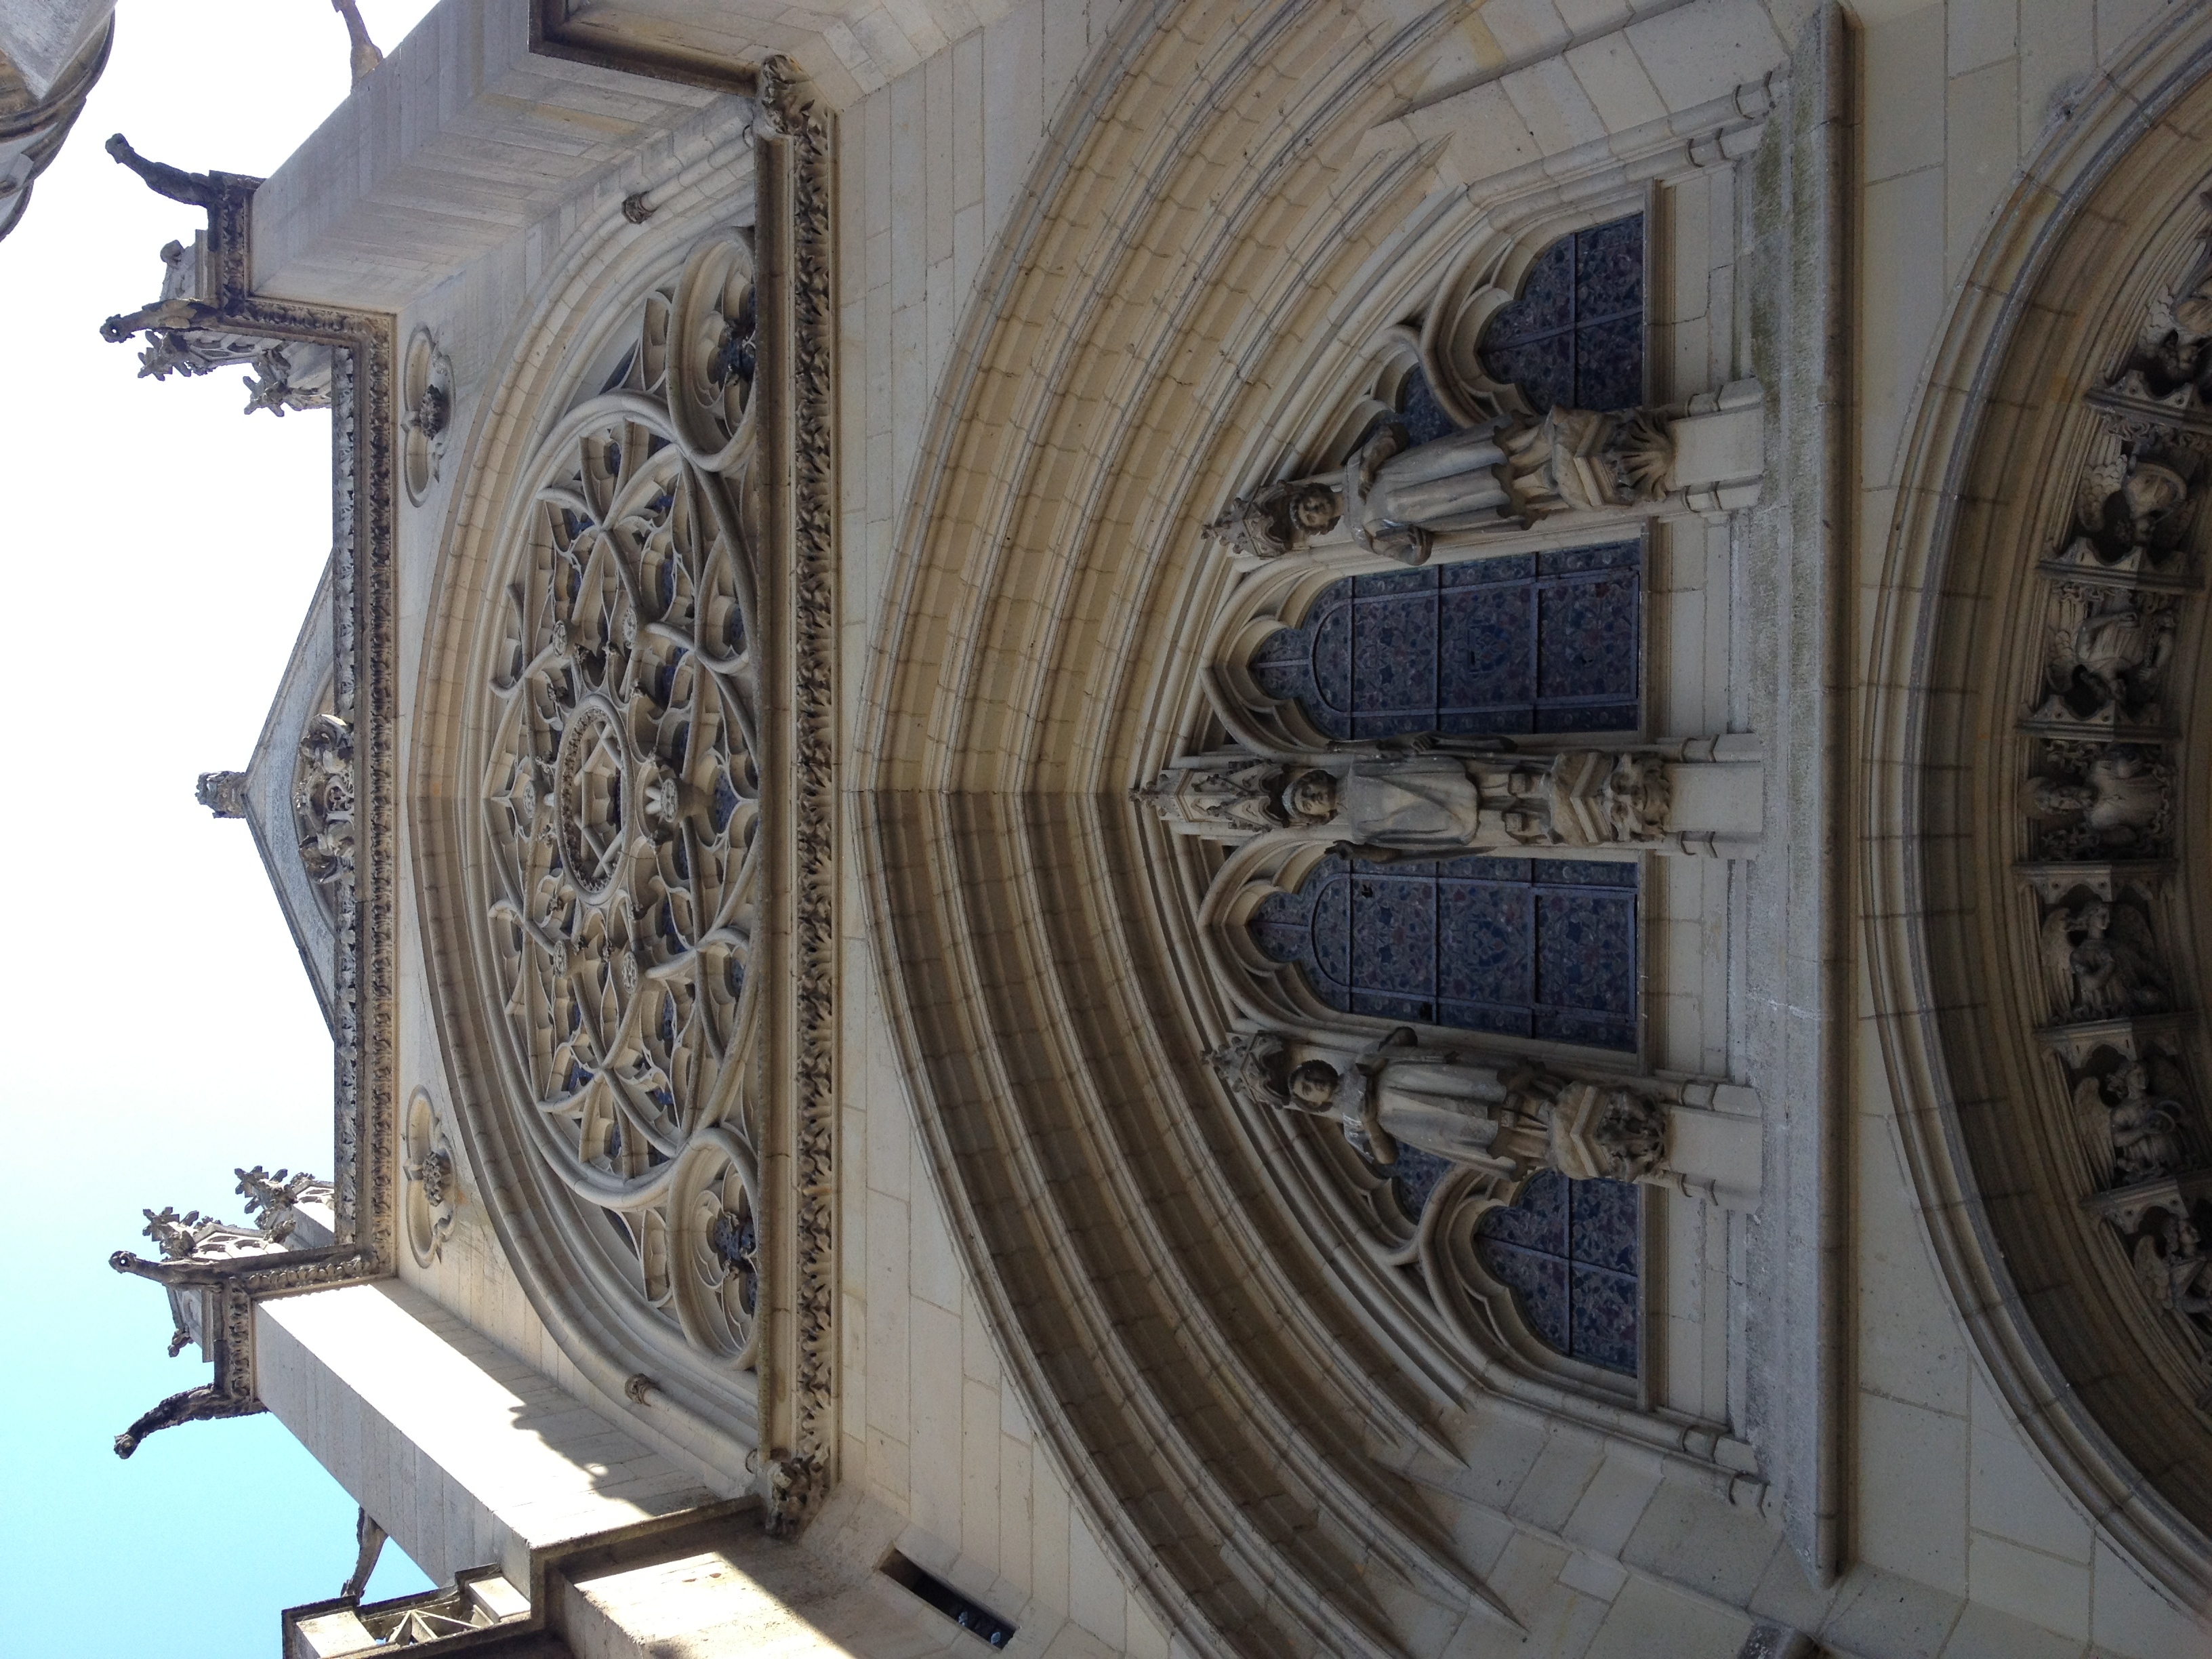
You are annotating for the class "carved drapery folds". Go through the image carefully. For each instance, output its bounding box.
[1212,383,1762,567]
[1145,736,1761,859]
[478,233,766,1368]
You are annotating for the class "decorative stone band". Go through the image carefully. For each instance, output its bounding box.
[96,131,399,1466]
[1145,734,1764,860]
[1210,380,1765,566]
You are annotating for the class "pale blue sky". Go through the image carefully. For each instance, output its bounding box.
[0,3,444,1651]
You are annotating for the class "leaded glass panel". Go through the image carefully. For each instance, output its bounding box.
[1475,1171,1641,1375]
[1250,853,1638,1050]
[1248,543,1641,739]
[1479,213,1645,413]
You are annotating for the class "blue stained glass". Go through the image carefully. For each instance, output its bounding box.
[1399,369,1459,446]
[1248,857,1637,1051]
[1246,543,1641,741]
[1479,213,1645,413]
[1475,1170,1641,1375]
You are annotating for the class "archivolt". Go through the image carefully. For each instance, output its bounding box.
[861,1,1761,1652]
[1865,5,2212,1614]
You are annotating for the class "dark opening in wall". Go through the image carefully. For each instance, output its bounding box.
[879,1551,1018,1648]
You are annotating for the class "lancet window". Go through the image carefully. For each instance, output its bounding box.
[1248,853,1638,1050]
[1166,200,1766,1408]
[1474,1170,1641,1375]
[1477,212,1645,414]
[1245,544,1643,741]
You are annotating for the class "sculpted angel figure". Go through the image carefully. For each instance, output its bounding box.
[2041,899,2169,1023]
[2073,453,2194,563]
[2023,744,2171,857]
[2040,587,2173,724]
[2075,1059,2186,1190]
[2133,1210,2212,1343]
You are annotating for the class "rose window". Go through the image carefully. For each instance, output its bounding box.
[476,237,765,1364]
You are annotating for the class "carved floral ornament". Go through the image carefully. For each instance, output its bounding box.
[475,232,766,1366]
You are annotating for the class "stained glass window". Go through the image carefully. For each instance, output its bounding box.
[1247,544,1641,740]
[1249,853,1638,1050]
[1479,213,1644,413]
[1474,1171,1641,1375]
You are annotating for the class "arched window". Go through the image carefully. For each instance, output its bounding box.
[1248,853,1638,1050]
[1478,212,1645,413]
[1475,1170,1641,1375]
[1246,542,1643,741]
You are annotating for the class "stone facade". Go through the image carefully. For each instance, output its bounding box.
[100,3,2212,1657]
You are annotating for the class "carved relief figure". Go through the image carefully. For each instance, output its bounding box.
[1208,478,1342,560]
[2133,1210,2212,1348]
[2039,897,2169,1022]
[1147,744,1763,855]
[2037,585,2173,727]
[1214,385,1760,566]
[2024,741,2172,859]
[2075,1058,2187,1191]
[294,712,355,887]
[2063,451,2196,569]
[1211,1029,1668,1187]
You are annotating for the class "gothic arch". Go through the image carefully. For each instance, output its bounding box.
[859,1,1787,1650]
[1865,4,2212,1614]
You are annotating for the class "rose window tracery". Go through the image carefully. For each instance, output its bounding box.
[476,236,765,1365]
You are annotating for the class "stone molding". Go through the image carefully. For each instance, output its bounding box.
[855,0,1802,1650]
[1863,1,2212,1614]
[101,144,401,1454]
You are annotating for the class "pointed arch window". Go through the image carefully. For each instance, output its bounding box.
[1475,1171,1641,1375]
[1246,543,1642,741]
[1250,853,1638,1050]
[1478,212,1645,413]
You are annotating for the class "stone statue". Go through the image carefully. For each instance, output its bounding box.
[1212,384,1761,566]
[1285,750,1667,857]
[2024,743,2171,858]
[1210,1028,1668,1185]
[1208,478,1342,560]
[1145,741,1763,855]
[2071,453,2194,564]
[2134,1210,2212,1338]
[2040,898,2168,1023]
[2075,1061,2186,1190]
